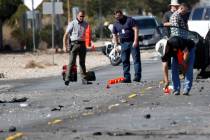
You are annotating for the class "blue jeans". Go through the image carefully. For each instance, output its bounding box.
[171,47,195,93]
[121,42,142,80]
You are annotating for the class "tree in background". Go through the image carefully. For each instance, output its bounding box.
[0,0,22,50]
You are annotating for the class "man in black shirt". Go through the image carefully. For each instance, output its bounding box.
[156,36,195,95]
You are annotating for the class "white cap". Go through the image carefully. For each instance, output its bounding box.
[169,0,180,6]
[155,39,168,57]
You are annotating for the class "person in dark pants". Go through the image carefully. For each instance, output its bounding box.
[156,36,195,96]
[112,10,142,83]
[63,10,92,85]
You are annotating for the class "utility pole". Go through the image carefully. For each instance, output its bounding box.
[51,0,55,64]
[67,0,71,22]
[32,0,36,52]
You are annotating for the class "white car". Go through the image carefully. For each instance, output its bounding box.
[188,5,210,39]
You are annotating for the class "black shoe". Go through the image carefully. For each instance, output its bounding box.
[133,77,141,82]
[82,79,92,85]
[64,81,69,86]
[121,79,131,83]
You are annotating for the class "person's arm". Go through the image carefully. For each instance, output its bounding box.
[163,22,172,27]
[112,25,119,46]
[162,62,170,88]
[113,34,119,46]
[63,22,73,52]
[132,25,139,48]
[63,32,69,53]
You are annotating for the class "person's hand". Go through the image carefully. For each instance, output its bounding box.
[132,41,139,48]
[63,44,68,53]
[164,81,170,89]
[180,61,188,74]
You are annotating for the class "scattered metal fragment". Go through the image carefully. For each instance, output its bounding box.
[72,129,77,133]
[9,126,16,132]
[20,103,28,108]
[128,93,137,99]
[0,97,28,103]
[108,104,120,110]
[144,114,151,119]
[106,132,135,136]
[51,105,64,111]
[119,99,127,103]
[48,119,62,125]
[82,112,94,116]
[83,100,90,102]
[93,132,102,136]
[170,121,177,126]
[146,87,153,90]
[85,107,93,110]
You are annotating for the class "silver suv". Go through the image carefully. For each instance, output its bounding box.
[132,16,161,48]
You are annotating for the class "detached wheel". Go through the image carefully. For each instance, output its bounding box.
[110,52,122,66]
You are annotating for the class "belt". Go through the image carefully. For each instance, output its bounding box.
[120,38,133,43]
[71,40,85,44]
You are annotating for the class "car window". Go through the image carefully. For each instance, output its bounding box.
[192,8,204,20]
[204,8,210,20]
[136,18,157,29]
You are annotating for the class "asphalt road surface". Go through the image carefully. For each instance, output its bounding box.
[1,58,210,140]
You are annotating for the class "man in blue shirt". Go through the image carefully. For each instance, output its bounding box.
[112,10,142,83]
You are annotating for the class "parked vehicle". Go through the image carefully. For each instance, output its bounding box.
[132,16,161,48]
[188,5,210,39]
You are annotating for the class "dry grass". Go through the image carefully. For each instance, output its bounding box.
[25,60,45,69]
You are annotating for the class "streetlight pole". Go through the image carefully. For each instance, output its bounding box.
[32,0,36,52]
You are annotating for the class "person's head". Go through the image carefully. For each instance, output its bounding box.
[155,38,169,57]
[77,10,85,22]
[177,3,189,15]
[169,0,180,12]
[114,10,124,21]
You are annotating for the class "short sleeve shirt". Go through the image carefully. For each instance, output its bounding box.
[66,19,88,41]
[113,16,136,41]
[170,11,188,38]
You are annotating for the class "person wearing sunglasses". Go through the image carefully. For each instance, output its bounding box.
[63,10,92,85]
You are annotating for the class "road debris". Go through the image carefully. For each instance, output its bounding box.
[48,119,63,125]
[146,86,153,90]
[128,93,137,99]
[20,103,28,108]
[85,107,93,110]
[93,132,102,136]
[51,105,64,111]
[144,114,151,119]
[108,104,120,110]
[6,132,23,140]
[119,99,127,103]
[82,112,94,116]
[9,126,17,132]
[106,77,125,88]
[0,97,28,103]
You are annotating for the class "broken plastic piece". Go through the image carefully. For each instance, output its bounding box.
[6,132,23,140]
